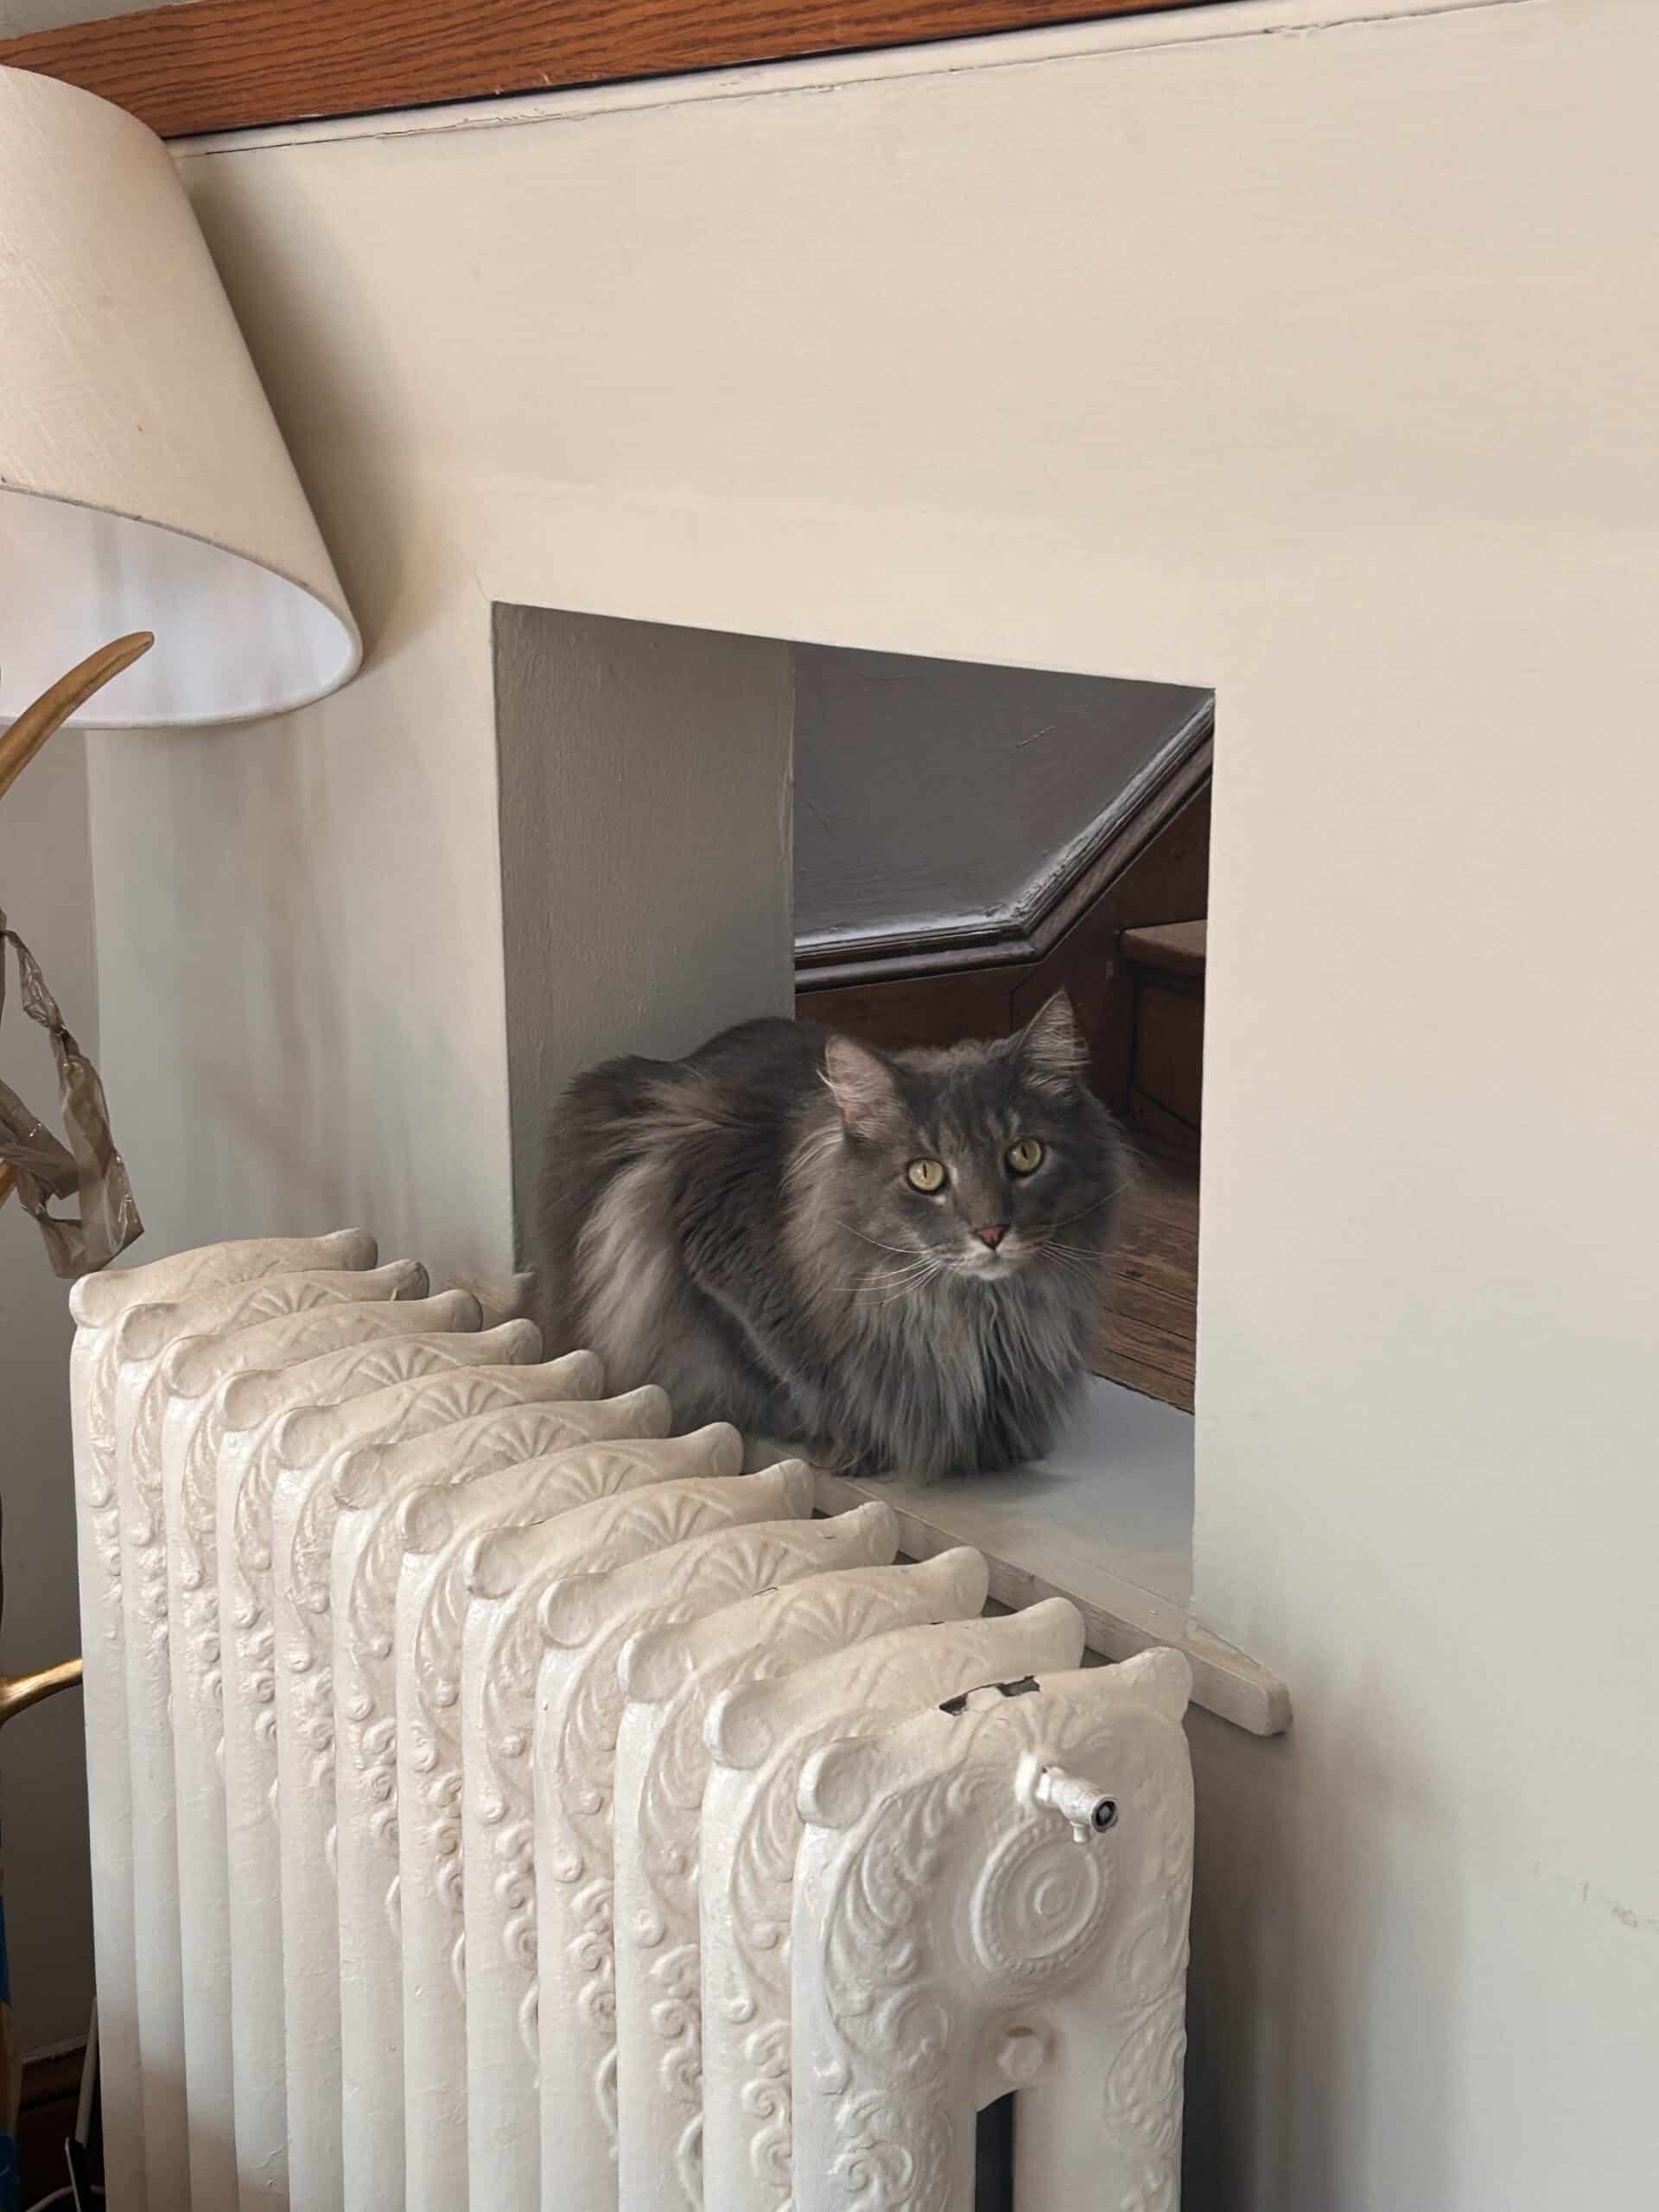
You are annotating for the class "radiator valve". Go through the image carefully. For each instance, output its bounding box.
[1033,1764,1118,1845]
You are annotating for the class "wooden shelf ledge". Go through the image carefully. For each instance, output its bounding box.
[1121,918,1208,982]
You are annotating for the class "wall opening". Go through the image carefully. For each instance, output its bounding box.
[498,604,1212,1424]
[495,604,1243,1732]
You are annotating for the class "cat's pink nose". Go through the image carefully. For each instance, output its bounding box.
[976,1224,1007,1249]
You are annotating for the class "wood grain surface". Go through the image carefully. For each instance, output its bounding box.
[1091,1149,1199,1411]
[0,0,1218,141]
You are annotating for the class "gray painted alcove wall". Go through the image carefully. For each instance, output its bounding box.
[495,606,795,1259]
[793,645,1208,952]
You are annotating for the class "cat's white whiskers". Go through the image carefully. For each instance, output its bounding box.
[860,1259,941,1295]
[868,1271,945,1308]
[843,1262,934,1294]
[831,1218,924,1258]
[1030,1181,1132,1234]
[1033,1238,1107,1287]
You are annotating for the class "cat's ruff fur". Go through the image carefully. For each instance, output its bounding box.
[532,999,1129,1478]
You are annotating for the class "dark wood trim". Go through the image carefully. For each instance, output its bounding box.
[795,710,1212,991]
[1,0,1224,143]
[798,773,1211,1105]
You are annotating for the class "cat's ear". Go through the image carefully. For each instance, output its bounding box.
[1013,991,1090,1087]
[823,1034,901,1139]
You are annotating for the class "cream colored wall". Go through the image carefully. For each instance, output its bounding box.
[0,732,96,2055]
[78,0,1659,2196]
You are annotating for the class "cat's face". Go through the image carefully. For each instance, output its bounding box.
[821,995,1127,1287]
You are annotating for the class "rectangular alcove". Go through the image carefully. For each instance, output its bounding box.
[495,603,1286,1735]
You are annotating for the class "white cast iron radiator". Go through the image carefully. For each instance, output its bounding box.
[69,1232,1195,2212]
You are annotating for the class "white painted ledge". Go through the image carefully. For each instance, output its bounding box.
[757,1376,1289,1738]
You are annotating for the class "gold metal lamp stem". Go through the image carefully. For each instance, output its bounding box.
[0,1656,82,1730]
[0,632,154,804]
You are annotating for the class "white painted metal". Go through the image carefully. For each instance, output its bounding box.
[698,1599,1087,2212]
[471,1501,904,2212]
[396,1453,667,2205]
[791,1649,1194,2212]
[402,1463,813,2212]
[73,1232,1197,2212]
[609,1548,992,2212]
[270,1345,601,2211]
[162,1262,429,2212]
[207,1295,492,2209]
[69,1231,377,2212]
[535,1482,864,2212]
[124,1268,450,2212]
[339,1407,710,2208]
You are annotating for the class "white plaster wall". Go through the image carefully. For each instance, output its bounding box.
[0,732,96,2055]
[77,0,1659,2200]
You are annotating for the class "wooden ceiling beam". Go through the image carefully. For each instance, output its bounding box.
[0,0,1217,142]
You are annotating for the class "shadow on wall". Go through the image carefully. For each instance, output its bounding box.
[1182,1700,1461,2210]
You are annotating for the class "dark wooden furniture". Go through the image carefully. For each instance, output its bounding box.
[1120,920,1205,1156]
[1,0,1228,142]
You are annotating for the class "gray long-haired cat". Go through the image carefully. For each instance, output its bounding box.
[531,994,1128,1478]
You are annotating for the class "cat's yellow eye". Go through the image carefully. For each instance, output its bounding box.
[906,1158,947,1193]
[1006,1137,1046,1175]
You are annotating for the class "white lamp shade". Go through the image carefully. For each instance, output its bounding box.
[0,66,360,728]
